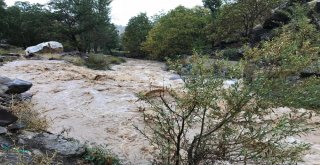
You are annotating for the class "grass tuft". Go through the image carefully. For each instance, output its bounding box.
[10,101,49,132]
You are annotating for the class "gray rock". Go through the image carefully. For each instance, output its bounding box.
[0,76,32,95]
[18,131,85,157]
[0,126,7,135]
[169,75,181,80]
[0,109,18,127]
[0,135,12,147]
[5,79,33,94]
[19,93,33,101]
[7,122,26,132]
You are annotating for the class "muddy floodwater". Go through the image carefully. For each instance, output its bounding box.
[0,59,319,165]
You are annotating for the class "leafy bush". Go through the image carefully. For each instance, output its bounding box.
[84,54,125,70]
[62,56,85,66]
[83,145,121,165]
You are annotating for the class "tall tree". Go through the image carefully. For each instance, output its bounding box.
[0,0,6,38]
[50,0,118,52]
[3,2,54,48]
[122,13,152,57]
[142,6,211,60]
[206,0,283,48]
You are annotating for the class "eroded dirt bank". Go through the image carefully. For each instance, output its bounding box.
[0,59,319,165]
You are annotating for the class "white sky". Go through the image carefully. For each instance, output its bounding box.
[4,0,203,25]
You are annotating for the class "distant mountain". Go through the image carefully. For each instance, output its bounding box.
[116,25,126,35]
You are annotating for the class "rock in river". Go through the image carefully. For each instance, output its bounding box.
[0,76,32,94]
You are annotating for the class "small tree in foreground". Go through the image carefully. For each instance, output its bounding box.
[137,5,319,165]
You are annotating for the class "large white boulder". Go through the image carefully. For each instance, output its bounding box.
[25,41,63,55]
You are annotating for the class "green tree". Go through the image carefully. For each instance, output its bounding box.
[207,0,282,47]
[0,0,6,38]
[142,6,211,60]
[202,0,222,16]
[122,13,152,58]
[3,2,55,48]
[50,0,118,52]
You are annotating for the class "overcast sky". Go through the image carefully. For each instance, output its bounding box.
[4,0,203,25]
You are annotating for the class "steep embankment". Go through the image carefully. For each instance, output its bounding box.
[0,59,319,164]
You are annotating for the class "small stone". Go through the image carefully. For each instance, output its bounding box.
[8,122,26,132]
[0,126,7,134]
[169,75,181,80]
[32,149,44,157]
[19,93,33,101]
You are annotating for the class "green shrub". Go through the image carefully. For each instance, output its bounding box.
[109,56,126,64]
[62,56,85,66]
[0,48,9,55]
[84,54,125,70]
[83,146,121,165]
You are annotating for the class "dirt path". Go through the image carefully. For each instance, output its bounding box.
[0,59,319,164]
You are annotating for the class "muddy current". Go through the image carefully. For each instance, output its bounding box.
[0,59,319,165]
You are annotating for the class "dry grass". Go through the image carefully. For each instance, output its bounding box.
[10,100,49,132]
[0,48,25,55]
[9,149,61,165]
[31,152,62,165]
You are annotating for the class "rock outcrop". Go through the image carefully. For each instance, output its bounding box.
[18,131,85,157]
